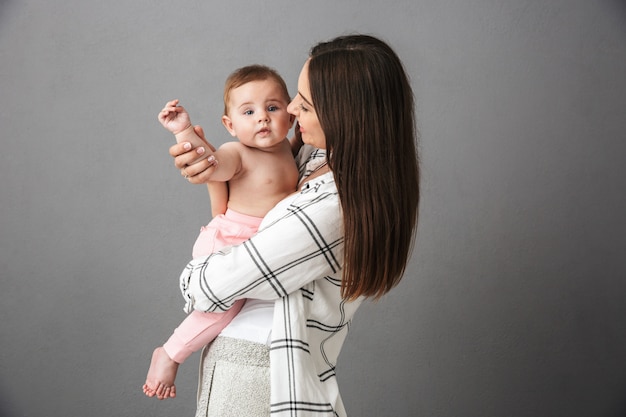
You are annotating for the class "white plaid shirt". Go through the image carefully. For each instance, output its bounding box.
[179,145,363,416]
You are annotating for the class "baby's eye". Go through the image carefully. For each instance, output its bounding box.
[268,105,278,112]
[243,109,254,116]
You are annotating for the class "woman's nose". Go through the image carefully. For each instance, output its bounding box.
[287,99,297,116]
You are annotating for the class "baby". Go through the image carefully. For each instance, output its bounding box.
[143,65,299,400]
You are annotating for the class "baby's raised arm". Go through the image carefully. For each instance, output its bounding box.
[205,142,244,183]
[160,102,243,184]
[159,100,210,153]
[169,130,219,185]
[159,99,193,135]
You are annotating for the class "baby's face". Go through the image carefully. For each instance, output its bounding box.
[222,80,293,150]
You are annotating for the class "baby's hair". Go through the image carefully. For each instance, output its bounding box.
[223,65,290,115]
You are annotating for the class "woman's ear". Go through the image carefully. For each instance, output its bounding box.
[221,115,237,137]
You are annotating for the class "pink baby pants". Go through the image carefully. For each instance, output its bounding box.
[162,209,263,363]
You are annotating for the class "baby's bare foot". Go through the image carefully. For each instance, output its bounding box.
[143,346,179,399]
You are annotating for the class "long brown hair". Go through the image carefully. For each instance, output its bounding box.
[308,34,420,300]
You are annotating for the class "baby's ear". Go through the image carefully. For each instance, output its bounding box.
[289,113,296,127]
[221,115,237,137]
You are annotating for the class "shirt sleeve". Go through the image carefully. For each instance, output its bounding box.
[179,178,343,313]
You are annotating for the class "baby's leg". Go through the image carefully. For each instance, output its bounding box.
[143,347,179,400]
[163,302,245,363]
[142,302,244,400]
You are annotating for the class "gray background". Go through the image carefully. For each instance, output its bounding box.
[1,0,625,416]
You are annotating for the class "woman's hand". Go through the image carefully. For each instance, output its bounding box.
[169,125,219,184]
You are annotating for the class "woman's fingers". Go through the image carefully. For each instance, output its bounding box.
[169,141,192,157]
[181,157,218,184]
[168,123,219,183]
[169,142,205,165]
[193,125,216,152]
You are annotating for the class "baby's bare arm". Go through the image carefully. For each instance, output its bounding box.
[158,99,192,135]
[158,100,210,152]
[207,182,228,217]
[206,142,245,183]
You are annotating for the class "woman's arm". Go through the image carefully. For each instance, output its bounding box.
[179,177,342,313]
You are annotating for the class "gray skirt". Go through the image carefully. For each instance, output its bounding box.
[195,336,270,417]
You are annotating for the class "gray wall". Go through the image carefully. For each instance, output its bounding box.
[1,1,625,416]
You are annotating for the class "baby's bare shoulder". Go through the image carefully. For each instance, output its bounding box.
[218,141,247,153]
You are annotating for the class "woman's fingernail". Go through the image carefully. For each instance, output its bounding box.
[183,142,192,150]
[208,155,218,165]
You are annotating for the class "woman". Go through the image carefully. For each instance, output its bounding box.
[170,34,419,417]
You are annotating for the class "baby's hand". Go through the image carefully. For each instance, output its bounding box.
[158,99,192,135]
